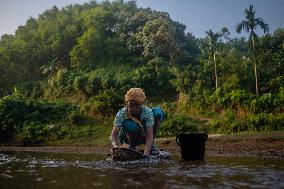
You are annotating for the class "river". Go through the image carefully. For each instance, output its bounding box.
[0,152,283,188]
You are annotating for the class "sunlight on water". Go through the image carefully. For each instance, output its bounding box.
[0,152,284,189]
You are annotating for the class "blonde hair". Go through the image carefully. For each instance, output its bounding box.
[125,88,146,104]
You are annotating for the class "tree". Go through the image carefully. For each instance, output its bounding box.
[257,28,284,93]
[183,33,201,63]
[135,16,180,64]
[204,27,229,90]
[40,57,60,78]
[236,5,269,95]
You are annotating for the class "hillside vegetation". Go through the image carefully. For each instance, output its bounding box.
[0,1,283,145]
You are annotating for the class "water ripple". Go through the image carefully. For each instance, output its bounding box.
[1,152,284,189]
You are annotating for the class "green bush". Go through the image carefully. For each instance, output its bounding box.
[211,111,284,134]
[0,98,24,141]
[17,81,44,98]
[0,95,78,142]
[210,110,243,134]
[67,111,85,125]
[85,74,102,95]
[92,89,124,115]
[270,113,284,131]
[265,76,284,94]
[93,69,116,89]
[210,87,231,108]
[81,89,124,117]
[133,58,175,98]
[229,89,252,107]
[159,115,198,137]
[250,93,279,113]
[247,113,271,131]
[211,88,252,109]
[73,75,88,92]
[277,87,284,110]
[247,113,284,131]
[20,122,52,145]
[56,69,69,86]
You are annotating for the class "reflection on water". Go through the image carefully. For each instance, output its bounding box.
[0,152,284,189]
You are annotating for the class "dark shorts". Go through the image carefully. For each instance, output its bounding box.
[118,119,146,146]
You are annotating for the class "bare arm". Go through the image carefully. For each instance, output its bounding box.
[144,126,153,157]
[110,126,120,148]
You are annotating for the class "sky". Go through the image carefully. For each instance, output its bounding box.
[0,0,283,38]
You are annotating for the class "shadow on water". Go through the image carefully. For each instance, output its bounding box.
[0,152,284,189]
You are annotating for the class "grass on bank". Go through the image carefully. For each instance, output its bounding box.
[0,94,283,146]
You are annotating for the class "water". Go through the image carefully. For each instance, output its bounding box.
[0,152,283,189]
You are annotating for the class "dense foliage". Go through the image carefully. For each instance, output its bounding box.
[0,95,77,143]
[0,1,283,143]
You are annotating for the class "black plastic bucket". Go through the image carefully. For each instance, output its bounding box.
[176,133,208,160]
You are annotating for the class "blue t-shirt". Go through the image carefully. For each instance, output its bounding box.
[114,106,154,128]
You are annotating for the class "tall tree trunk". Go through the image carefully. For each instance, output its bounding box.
[252,36,259,95]
[214,52,218,90]
[169,51,174,65]
[253,60,259,95]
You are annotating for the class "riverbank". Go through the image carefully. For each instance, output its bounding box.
[1,132,284,159]
[156,132,284,159]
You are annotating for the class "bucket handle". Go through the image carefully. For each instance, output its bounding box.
[176,135,180,145]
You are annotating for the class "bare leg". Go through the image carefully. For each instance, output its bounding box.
[151,117,161,154]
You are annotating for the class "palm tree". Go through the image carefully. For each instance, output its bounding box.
[236,5,269,95]
[205,28,229,90]
[40,57,60,78]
